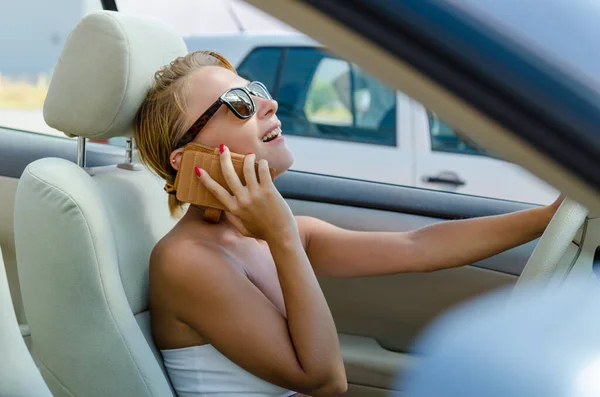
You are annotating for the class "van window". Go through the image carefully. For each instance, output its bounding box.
[285,48,396,146]
[305,57,353,127]
[237,47,282,94]
[238,47,397,146]
[428,111,487,155]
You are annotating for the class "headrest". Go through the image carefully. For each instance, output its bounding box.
[44,11,188,140]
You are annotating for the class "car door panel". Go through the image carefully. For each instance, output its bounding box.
[339,333,411,395]
[288,197,520,393]
[344,385,403,397]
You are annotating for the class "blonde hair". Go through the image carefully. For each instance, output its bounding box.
[134,50,237,217]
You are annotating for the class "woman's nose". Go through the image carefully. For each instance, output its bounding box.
[257,97,278,119]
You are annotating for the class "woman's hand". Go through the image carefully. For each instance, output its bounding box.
[539,194,565,225]
[195,145,298,242]
[548,194,565,214]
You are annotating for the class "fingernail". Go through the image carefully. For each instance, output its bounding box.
[194,166,201,177]
[247,152,253,155]
[220,144,225,153]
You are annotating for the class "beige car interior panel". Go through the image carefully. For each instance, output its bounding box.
[321,266,515,352]
[0,176,27,327]
[339,333,413,390]
[0,246,52,397]
[345,385,403,397]
[244,0,600,216]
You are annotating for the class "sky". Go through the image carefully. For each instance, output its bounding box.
[0,0,299,78]
[116,0,298,36]
[3,0,598,91]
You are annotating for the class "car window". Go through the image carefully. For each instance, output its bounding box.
[428,111,486,156]
[274,47,397,146]
[237,47,282,94]
[305,57,353,127]
[352,65,396,132]
[0,0,121,145]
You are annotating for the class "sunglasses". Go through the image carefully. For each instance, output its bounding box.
[175,81,272,149]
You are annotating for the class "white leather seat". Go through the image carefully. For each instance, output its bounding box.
[0,245,52,397]
[13,11,187,397]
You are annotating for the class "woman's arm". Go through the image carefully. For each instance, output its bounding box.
[179,148,346,396]
[156,237,346,396]
[298,201,559,278]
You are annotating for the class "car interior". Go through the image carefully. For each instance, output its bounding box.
[0,245,52,397]
[2,1,600,396]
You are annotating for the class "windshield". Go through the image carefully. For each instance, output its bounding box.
[445,0,600,93]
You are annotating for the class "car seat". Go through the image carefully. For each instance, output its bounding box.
[0,245,52,397]
[13,11,187,397]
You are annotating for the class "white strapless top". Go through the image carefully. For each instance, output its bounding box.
[161,344,296,397]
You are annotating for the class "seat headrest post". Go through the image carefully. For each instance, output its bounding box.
[76,136,95,175]
[117,137,143,171]
[77,136,87,168]
[126,138,133,164]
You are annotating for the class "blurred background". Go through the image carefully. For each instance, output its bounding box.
[0,0,290,136]
[0,0,559,205]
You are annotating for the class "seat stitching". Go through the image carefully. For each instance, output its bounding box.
[36,355,75,397]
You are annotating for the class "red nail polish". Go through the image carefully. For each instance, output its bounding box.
[194,166,201,177]
[247,152,253,155]
[220,144,225,153]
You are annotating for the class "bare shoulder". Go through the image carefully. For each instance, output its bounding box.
[151,233,239,284]
[149,232,245,311]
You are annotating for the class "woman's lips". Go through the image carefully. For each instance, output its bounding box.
[261,126,282,142]
[264,133,285,144]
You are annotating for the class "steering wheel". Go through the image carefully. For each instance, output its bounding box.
[512,197,588,295]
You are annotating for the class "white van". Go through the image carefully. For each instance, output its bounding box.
[184,33,558,204]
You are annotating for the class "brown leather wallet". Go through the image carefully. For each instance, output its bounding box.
[173,143,275,223]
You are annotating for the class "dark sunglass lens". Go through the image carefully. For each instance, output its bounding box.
[249,82,271,100]
[224,89,254,117]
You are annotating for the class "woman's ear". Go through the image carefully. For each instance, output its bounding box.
[169,148,185,171]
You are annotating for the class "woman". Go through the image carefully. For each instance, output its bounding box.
[134,50,561,397]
